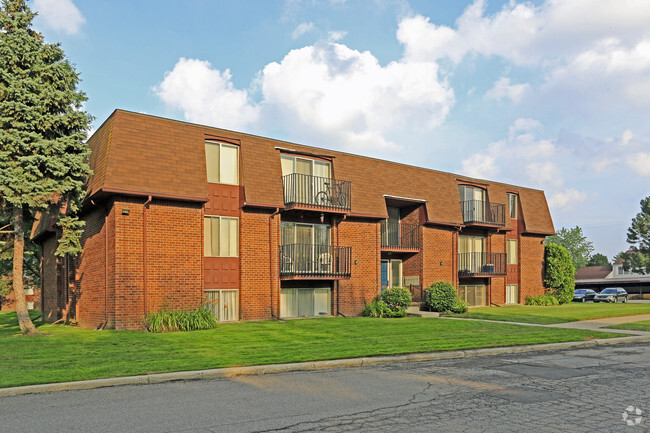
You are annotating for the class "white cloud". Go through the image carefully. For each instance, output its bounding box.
[153,58,260,130]
[460,153,499,179]
[626,152,650,177]
[260,42,454,150]
[328,30,347,42]
[292,22,315,39]
[548,188,588,211]
[620,129,635,146]
[33,0,84,35]
[485,77,530,104]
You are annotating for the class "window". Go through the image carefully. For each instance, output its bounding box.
[280,287,331,318]
[204,290,238,321]
[507,239,518,264]
[459,236,485,254]
[506,284,519,304]
[205,141,239,185]
[204,216,238,257]
[458,185,487,222]
[507,194,518,219]
[281,155,331,179]
[457,285,487,307]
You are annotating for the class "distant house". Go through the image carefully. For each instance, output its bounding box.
[575,256,650,298]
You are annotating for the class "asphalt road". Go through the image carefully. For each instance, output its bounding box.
[2,343,649,433]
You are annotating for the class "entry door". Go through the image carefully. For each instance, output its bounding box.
[295,158,313,203]
[381,260,389,292]
[296,224,313,273]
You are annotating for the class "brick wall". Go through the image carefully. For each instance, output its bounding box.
[421,225,455,289]
[239,208,277,320]
[336,218,380,316]
[520,234,546,299]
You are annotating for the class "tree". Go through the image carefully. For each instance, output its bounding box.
[622,197,650,274]
[587,253,609,267]
[543,243,575,304]
[0,0,92,334]
[0,213,40,309]
[545,226,594,270]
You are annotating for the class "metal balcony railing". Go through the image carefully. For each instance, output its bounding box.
[460,200,505,226]
[280,244,352,278]
[282,173,351,211]
[458,252,506,276]
[380,221,420,250]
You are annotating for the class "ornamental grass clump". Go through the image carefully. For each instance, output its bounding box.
[143,307,217,332]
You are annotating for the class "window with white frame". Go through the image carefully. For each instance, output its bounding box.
[204,289,239,321]
[204,216,238,257]
[505,284,519,304]
[507,239,518,264]
[507,193,518,219]
[205,141,239,185]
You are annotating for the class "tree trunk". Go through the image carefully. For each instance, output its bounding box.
[12,205,39,335]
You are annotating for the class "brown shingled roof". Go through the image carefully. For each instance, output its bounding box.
[85,110,555,235]
[575,265,613,280]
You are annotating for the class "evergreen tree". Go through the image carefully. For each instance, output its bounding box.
[623,197,650,274]
[0,0,91,334]
[587,253,609,267]
[545,226,594,270]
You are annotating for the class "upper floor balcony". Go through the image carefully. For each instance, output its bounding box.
[460,200,505,227]
[380,220,420,252]
[458,252,507,277]
[280,243,352,279]
[282,173,351,212]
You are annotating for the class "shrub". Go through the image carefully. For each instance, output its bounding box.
[425,281,457,312]
[380,286,412,310]
[143,307,217,332]
[524,294,560,306]
[543,244,575,304]
[452,297,469,313]
[362,299,391,318]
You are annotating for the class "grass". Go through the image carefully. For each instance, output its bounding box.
[0,310,619,389]
[459,303,650,324]
[605,320,650,332]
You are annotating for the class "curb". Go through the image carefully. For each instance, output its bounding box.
[2,334,649,398]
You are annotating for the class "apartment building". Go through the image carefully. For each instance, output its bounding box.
[34,110,555,330]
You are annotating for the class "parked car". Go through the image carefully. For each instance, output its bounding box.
[594,288,628,303]
[573,289,597,302]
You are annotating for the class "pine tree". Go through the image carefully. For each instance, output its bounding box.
[623,197,650,274]
[0,0,91,334]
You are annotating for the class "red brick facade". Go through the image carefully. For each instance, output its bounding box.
[35,110,555,329]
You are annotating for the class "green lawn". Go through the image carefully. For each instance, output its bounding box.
[459,303,650,324]
[605,320,650,332]
[0,310,618,389]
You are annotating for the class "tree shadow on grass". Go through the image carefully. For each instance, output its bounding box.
[0,310,44,337]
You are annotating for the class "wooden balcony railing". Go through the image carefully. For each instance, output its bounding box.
[380,221,419,250]
[280,244,352,278]
[458,252,506,277]
[460,200,505,226]
[282,173,351,211]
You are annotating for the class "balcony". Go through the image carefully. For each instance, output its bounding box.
[460,200,505,226]
[282,173,351,212]
[380,221,420,252]
[280,244,352,279]
[458,252,506,277]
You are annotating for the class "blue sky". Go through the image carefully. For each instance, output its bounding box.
[30,0,650,260]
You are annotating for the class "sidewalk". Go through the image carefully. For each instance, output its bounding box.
[545,313,650,334]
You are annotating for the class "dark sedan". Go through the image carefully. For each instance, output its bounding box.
[573,289,597,302]
[594,288,628,303]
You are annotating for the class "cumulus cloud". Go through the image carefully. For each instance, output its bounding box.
[548,188,588,211]
[260,42,454,149]
[626,153,650,177]
[460,153,499,179]
[328,30,347,42]
[485,77,530,104]
[292,22,315,39]
[33,0,84,35]
[153,58,260,130]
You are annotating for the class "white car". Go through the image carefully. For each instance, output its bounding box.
[594,287,628,303]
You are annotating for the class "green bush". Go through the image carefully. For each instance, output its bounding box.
[380,286,412,310]
[425,281,457,312]
[143,307,217,332]
[362,295,409,318]
[452,297,469,313]
[524,294,560,306]
[543,243,575,304]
